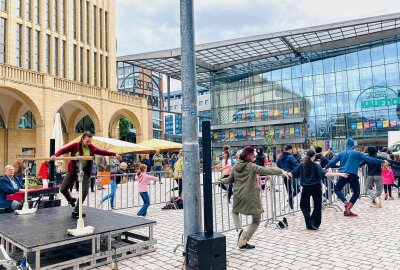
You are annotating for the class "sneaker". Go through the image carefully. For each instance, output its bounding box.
[72,211,86,219]
[398,191,400,198]
[239,243,255,250]
[385,193,389,200]
[344,202,350,214]
[237,229,243,248]
[69,198,77,208]
[389,197,395,200]
[344,211,358,217]
[283,217,288,228]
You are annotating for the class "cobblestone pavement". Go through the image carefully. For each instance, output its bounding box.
[88,193,400,270]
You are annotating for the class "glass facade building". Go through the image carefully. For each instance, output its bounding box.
[211,38,400,150]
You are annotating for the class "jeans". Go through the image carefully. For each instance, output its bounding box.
[283,177,300,209]
[232,212,261,242]
[101,180,117,209]
[335,174,360,205]
[153,166,163,177]
[137,192,150,216]
[366,176,383,200]
[300,185,322,228]
[60,173,90,212]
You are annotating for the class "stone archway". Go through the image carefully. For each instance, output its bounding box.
[109,109,143,143]
[56,100,102,142]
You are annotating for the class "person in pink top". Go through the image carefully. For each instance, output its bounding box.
[213,150,233,203]
[135,164,159,216]
[382,163,395,200]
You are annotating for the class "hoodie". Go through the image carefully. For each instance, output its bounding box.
[277,152,299,172]
[325,139,384,174]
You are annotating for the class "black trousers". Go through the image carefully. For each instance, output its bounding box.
[283,177,300,209]
[300,185,322,229]
[175,179,183,197]
[219,175,233,201]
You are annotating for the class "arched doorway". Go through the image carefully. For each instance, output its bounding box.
[109,109,142,143]
[56,100,101,142]
[0,87,44,170]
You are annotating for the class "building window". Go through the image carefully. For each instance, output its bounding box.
[34,30,39,71]
[25,27,31,69]
[105,11,108,51]
[205,100,209,105]
[73,45,77,80]
[34,0,39,24]
[61,40,65,77]
[45,34,50,73]
[61,0,65,34]
[53,0,58,32]
[53,37,58,76]
[16,24,22,67]
[99,8,103,49]
[0,0,6,12]
[199,101,203,106]
[26,0,31,21]
[80,47,83,82]
[105,56,108,88]
[86,49,90,83]
[17,0,22,17]
[75,115,95,133]
[72,0,76,38]
[80,0,83,40]
[93,5,97,47]
[0,18,5,63]
[86,1,89,43]
[100,55,103,87]
[45,0,49,28]
[93,52,97,86]
[18,111,36,129]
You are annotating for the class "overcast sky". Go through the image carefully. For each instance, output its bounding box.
[115,0,400,90]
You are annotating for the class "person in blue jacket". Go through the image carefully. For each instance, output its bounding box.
[325,138,388,217]
[277,145,300,209]
[0,165,25,212]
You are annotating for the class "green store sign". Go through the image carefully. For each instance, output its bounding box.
[355,86,400,109]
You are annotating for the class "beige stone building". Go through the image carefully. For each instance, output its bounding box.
[0,0,150,170]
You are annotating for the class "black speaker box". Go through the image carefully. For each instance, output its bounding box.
[185,232,226,270]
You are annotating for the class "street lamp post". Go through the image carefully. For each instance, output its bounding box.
[179,0,202,241]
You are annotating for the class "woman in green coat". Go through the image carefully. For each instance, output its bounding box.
[222,146,289,249]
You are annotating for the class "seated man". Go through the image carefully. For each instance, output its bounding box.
[0,165,25,213]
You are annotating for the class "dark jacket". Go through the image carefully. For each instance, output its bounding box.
[314,154,329,169]
[141,159,152,172]
[55,142,116,174]
[325,139,384,174]
[291,162,326,187]
[325,152,334,160]
[277,152,299,172]
[255,147,266,167]
[292,153,302,163]
[115,168,128,185]
[359,147,400,176]
[0,175,24,208]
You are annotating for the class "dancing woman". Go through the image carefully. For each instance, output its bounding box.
[222,146,290,249]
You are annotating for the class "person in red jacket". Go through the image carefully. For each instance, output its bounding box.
[38,161,50,180]
[51,131,120,218]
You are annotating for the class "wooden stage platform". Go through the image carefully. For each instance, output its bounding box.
[0,206,156,269]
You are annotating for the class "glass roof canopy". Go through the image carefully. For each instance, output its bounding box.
[117,13,400,88]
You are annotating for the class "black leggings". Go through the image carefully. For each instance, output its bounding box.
[175,179,183,197]
[384,184,393,197]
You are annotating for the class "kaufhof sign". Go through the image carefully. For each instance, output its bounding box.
[356,86,399,109]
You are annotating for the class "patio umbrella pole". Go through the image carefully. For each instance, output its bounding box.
[67,157,95,236]
[16,159,37,215]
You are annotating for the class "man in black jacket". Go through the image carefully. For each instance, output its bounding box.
[277,145,300,209]
[315,147,333,201]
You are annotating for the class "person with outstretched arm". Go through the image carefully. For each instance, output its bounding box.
[324,138,388,217]
[52,131,120,218]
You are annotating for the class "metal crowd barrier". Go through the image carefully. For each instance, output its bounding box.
[79,167,369,233]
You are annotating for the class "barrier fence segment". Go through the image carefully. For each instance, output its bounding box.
[78,167,370,233]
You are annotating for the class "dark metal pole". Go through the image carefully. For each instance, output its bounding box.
[180,0,202,240]
[202,121,213,235]
[49,139,55,199]
[167,76,171,112]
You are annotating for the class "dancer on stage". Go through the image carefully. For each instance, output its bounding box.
[222,146,290,249]
[52,132,120,218]
[325,138,388,216]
